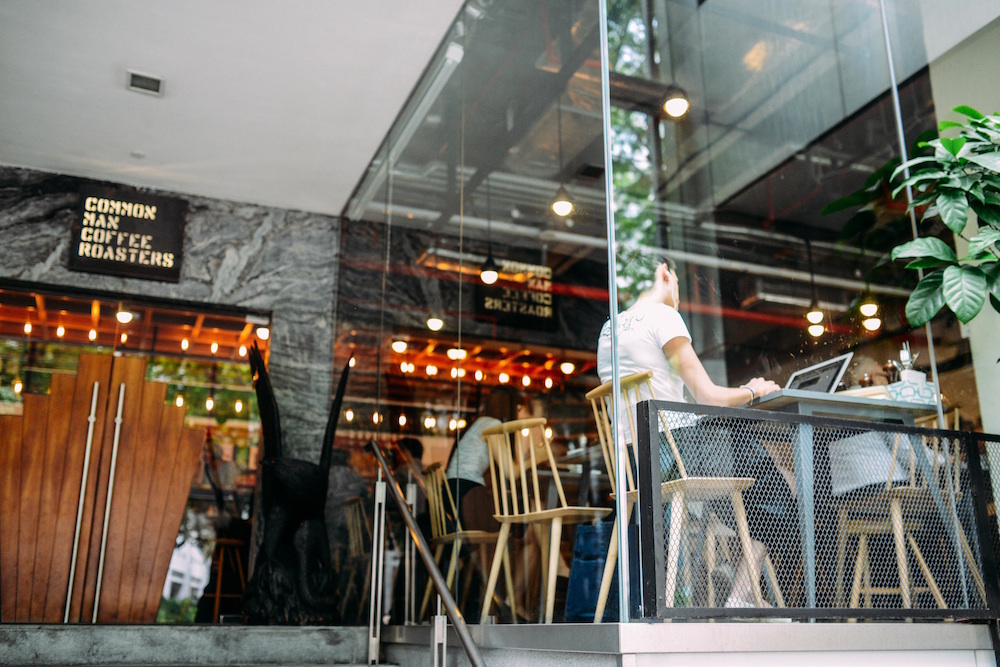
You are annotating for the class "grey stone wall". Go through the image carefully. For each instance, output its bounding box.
[0,166,339,462]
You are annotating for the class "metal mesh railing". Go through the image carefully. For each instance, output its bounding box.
[629,400,1000,620]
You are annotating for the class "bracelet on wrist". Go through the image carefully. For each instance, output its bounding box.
[741,385,755,402]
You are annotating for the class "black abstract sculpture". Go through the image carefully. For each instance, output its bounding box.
[243,342,351,624]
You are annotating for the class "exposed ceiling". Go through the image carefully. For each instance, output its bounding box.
[1,1,996,225]
[0,0,466,217]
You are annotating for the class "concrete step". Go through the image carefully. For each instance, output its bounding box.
[0,625,372,666]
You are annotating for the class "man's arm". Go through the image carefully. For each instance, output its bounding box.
[663,337,778,406]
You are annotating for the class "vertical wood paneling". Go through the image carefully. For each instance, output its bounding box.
[16,394,49,621]
[29,374,75,620]
[0,414,24,622]
[116,380,165,622]
[131,403,187,622]
[94,356,147,623]
[50,354,112,623]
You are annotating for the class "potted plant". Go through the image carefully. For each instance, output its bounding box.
[889,106,1000,326]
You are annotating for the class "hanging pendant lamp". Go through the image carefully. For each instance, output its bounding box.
[480,178,499,285]
[551,97,573,217]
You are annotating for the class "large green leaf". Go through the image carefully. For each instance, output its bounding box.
[971,200,1000,227]
[967,152,1000,176]
[892,170,950,198]
[984,262,1000,298]
[954,105,986,120]
[891,236,957,263]
[906,257,951,270]
[937,189,970,233]
[943,264,987,323]
[891,157,942,182]
[905,271,946,326]
[940,136,967,157]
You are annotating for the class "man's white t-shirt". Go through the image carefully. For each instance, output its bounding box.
[596,301,691,404]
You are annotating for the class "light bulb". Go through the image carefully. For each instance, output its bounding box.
[480,267,499,285]
[475,370,484,381]
[545,377,554,389]
[545,426,553,439]
[206,397,214,411]
[806,308,823,325]
[116,309,133,324]
[56,325,65,338]
[398,414,407,427]
[345,408,354,422]
[210,342,219,355]
[451,368,458,379]
[447,348,467,360]
[88,329,97,341]
[458,418,467,429]
[255,326,270,341]
[349,356,356,368]
[13,379,23,394]
[522,375,531,387]
[663,95,689,118]
[426,365,438,376]
[235,399,243,414]
[559,361,575,375]
[427,316,444,331]
[424,415,436,429]
[808,323,825,337]
[238,345,247,357]
[551,187,573,217]
[449,418,457,431]
[181,338,189,351]
[372,411,381,424]
[175,395,184,407]
[120,333,127,344]
[860,301,878,318]
[400,361,409,373]
[23,323,32,334]
[499,372,510,384]
[863,317,882,331]
[391,340,407,353]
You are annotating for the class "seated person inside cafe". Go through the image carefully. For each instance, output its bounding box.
[444,385,532,532]
[596,255,793,608]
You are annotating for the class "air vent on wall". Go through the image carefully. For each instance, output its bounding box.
[127,70,163,96]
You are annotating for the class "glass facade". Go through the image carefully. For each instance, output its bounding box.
[339,0,1000,623]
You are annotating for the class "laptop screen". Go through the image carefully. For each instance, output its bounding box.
[784,352,854,393]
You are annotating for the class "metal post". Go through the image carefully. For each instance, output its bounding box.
[92,382,125,623]
[405,476,417,625]
[64,381,99,623]
[368,470,388,664]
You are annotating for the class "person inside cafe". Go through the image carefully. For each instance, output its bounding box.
[596,255,792,608]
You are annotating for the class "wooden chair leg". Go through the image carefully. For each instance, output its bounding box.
[763,552,785,608]
[501,545,515,624]
[907,533,946,608]
[889,498,912,609]
[850,535,868,608]
[593,517,618,623]
[664,492,685,608]
[704,516,717,608]
[544,517,564,624]
[731,491,764,607]
[479,523,511,622]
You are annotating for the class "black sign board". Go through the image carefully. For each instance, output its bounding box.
[68,185,186,283]
[474,258,557,331]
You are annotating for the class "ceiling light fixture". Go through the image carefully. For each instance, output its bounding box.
[862,317,882,331]
[559,361,575,375]
[551,96,573,217]
[804,239,824,334]
[23,322,31,335]
[56,325,65,338]
[427,247,445,331]
[88,329,97,341]
[663,88,690,118]
[391,339,408,353]
[116,307,133,324]
[255,326,270,341]
[235,399,243,414]
[181,338,189,351]
[481,178,500,285]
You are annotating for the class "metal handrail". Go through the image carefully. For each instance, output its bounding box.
[367,439,486,667]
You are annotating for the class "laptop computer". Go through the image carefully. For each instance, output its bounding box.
[784,352,854,394]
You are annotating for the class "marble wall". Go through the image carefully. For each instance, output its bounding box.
[0,166,340,462]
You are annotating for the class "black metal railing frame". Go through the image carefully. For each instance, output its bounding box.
[633,399,1000,621]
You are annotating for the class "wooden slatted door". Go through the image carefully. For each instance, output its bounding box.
[0,353,204,623]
